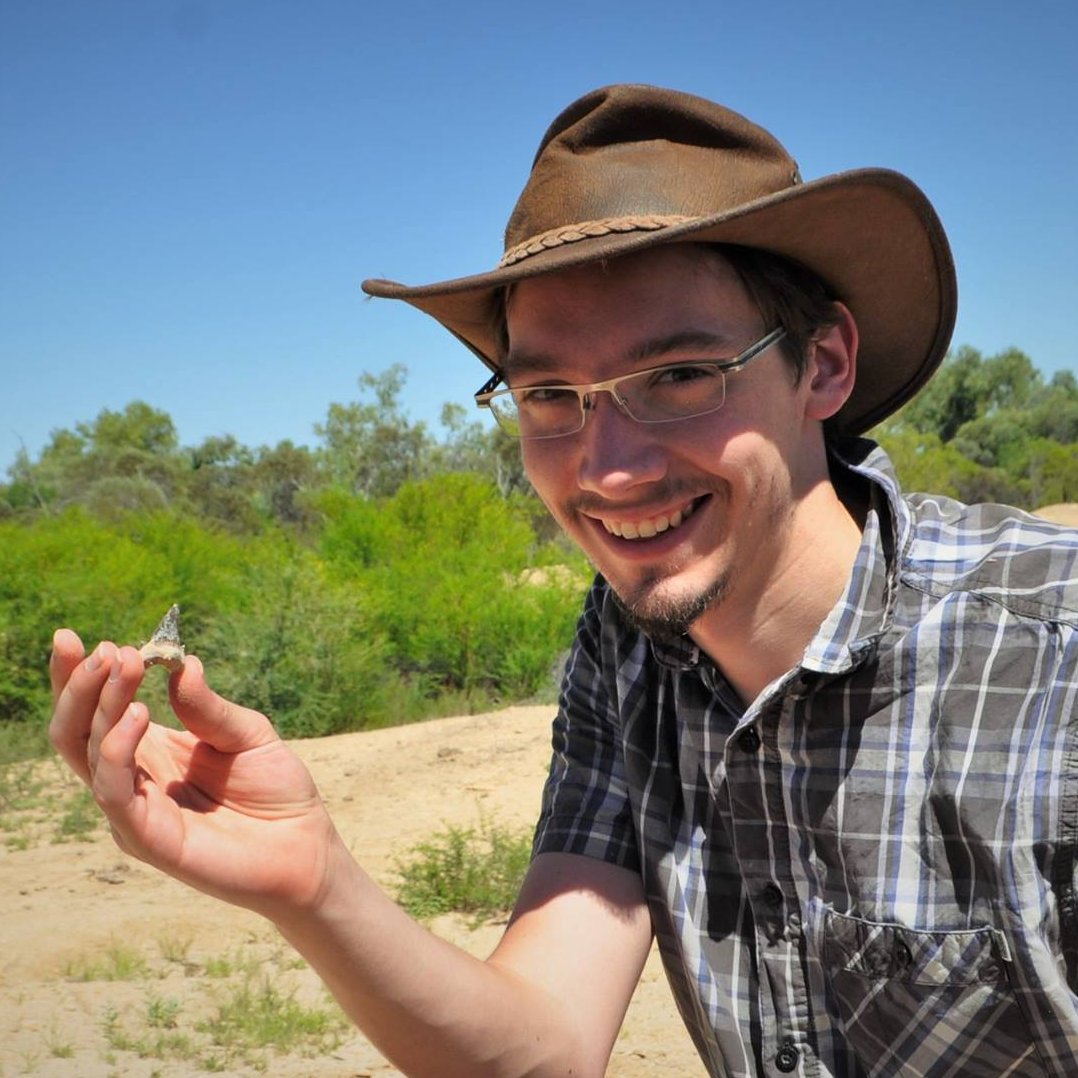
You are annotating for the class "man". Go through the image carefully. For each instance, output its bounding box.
[50,85,1078,1076]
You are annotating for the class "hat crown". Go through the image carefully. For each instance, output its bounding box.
[505,84,802,254]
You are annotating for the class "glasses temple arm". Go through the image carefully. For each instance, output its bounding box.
[474,369,505,405]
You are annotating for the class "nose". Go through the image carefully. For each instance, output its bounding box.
[576,392,668,496]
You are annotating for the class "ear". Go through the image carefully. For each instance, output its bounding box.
[803,302,858,422]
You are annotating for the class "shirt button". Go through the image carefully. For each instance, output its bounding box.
[737,727,761,752]
[775,1041,799,1072]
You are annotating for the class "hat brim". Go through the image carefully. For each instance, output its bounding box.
[362,167,956,435]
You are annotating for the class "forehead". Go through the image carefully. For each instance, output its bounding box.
[503,244,760,374]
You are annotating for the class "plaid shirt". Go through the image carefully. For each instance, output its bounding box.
[533,440,1078,1077]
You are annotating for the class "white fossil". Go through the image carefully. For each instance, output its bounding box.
[138,604,186,673]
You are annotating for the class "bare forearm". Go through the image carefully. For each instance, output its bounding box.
[272,842,586,1077]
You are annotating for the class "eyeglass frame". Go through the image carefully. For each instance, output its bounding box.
[473,325,788,440]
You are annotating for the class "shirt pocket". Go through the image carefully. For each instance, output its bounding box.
[817,906,1046,1077]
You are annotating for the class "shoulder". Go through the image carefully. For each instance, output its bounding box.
[900,493,1078,626]
[834,437,1078,627]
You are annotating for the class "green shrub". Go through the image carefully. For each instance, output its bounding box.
[394,820,532,924]
[198,540,391,737]
[1,472,588,748]
[0,508,253,725]
[319,474,587,704]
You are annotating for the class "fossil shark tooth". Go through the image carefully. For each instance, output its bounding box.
[138,604,186,673]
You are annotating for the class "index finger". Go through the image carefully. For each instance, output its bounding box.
[50,628,86,701]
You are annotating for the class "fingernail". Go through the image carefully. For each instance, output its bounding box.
[85,645,104,672]
[108,652,124,683]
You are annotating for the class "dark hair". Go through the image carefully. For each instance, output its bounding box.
[712,244,842,384]
[490,242,843,381]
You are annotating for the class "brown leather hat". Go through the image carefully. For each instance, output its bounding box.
[362,83,957,434]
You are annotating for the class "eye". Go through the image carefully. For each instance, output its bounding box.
[649,363,720,386]
[516,385,577,406]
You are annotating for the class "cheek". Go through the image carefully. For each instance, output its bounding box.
[520,444,548,489]
[521,447,566,513]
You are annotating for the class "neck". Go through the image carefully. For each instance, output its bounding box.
[689,478,865,706]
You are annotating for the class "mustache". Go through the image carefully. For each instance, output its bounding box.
[566,480,722,517]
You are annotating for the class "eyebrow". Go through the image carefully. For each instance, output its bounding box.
[503,329,742,380]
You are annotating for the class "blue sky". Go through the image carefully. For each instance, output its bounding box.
[2,0,1076,474]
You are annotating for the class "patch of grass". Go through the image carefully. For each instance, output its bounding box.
[0,724,55,848]
[1,751,99,851]
[146,995,182,1029]
[0,719,51,771]
[53,786,100,842]
[45,1023,75,1058]
[202,955,236,980]
[92,957,347,1073]
[102,1005,197,1063]
[16,1046,42,1072]
[155,930,195,969]
[394,818,532,925]
[0,759,47,816]
[201,947,263,980]
[197,977,347,1066]
[65,942,149,982]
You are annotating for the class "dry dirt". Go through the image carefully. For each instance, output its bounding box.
[0,706,705,1077]
[1034,503,1078,527]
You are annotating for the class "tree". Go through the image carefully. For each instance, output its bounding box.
[897,346,984,442]
[185,434,262,531]
[250,440,320,528]
[6,401,185,515]
[315,365,432,498]
[431,403,531,497]
[874,347,1078,509]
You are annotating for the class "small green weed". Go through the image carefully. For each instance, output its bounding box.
[45,1023,75,1058]
[66,942,148,982]
[155,930,194,967]
[54,787,100,841]
[394,818,532,924]
[102,1005,196,1062]
[201,948,262,980]
[0,759,46,815]
[197,977,347,1063]
[146,995,182,1029]
[0,752,97,851]
[202,955,235,979]
[0,719,51,772]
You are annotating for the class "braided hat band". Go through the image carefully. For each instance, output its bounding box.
[499,215,696,268]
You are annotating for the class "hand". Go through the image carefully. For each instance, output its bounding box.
[49,629,344,919]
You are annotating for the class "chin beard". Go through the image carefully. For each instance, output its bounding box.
[611,573,730,644]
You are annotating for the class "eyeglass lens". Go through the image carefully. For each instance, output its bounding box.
[492,362,728,438]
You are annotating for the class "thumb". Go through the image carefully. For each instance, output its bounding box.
[169,655,279,754]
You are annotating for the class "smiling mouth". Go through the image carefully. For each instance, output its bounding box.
[600,497,702,540]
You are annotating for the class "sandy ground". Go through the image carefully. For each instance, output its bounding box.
[1034,503,1078,527]
[0,706,706,1077]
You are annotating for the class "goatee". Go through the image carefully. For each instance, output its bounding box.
[611,573,730,644]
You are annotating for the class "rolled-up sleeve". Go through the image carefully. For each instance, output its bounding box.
[532,580,640,872]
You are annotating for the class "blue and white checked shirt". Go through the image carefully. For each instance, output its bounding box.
[533,440,1078,1077]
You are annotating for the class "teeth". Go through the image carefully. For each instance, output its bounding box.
[603,503,692,540]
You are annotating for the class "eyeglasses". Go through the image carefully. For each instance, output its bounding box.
[474,326,786,440]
